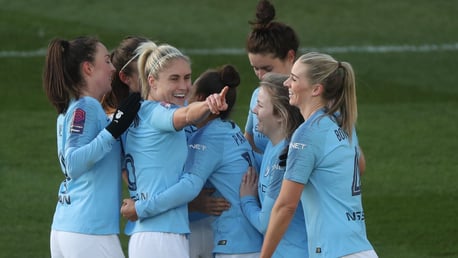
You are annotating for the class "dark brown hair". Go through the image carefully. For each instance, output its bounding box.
[192,64,240,120]
[42,36,99,113]
[246,0,299,60]
[103,36,150,112]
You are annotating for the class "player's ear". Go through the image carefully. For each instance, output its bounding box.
[82,61,93,76]
[312,83,323,96]
[119,71,129,85]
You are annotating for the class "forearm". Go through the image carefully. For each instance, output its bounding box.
[185,101,211,126]
[173,101,210,130]
[135,173,205,219]
[64,129,115,178]
[240,196,265,233]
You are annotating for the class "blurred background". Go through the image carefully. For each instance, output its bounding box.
[1,0,457,257]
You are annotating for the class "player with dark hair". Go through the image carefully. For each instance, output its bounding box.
[43,36,141,258]
[244,0,299,162]
[102,35,151,113]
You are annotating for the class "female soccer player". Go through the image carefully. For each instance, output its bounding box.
[260,52,378,258]
[121,64,263,258]
[244,0,299,160]
[43,36,141,258]
[240,73,308,257]
[102,35,151,113]
[120,42,228,258]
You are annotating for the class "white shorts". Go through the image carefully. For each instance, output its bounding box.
[50,230,125,258]
[215,253,260,258]
[189,216,215,258]
[342,250,378,258]
[128,231,189,258]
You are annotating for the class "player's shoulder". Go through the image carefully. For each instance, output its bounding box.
[77,96,101,107]
[69,96,104,116]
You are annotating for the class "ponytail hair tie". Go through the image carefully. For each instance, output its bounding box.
[61,40,69,53]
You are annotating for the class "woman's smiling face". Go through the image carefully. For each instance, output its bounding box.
[253,86,280,138]
[149,58,192,106]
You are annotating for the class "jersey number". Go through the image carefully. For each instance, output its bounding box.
[352,147,361,196]
[125,154,137,191]
[241,151,253,166]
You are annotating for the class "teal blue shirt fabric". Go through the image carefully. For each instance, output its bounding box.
[124,100,189,235]
[134,118,263,254]
[52,96,122,234]
[285,109,374,257]
[241,139,308,257]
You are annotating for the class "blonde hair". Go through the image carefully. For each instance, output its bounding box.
[297,52,357,139]
[260,73,303,140]
[136,42,190,99]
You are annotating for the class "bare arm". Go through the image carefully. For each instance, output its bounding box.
[172,101,210,130]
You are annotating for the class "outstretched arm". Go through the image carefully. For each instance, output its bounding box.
[121,172,205,221]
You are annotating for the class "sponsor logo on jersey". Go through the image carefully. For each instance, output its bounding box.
[346,211,365,221]
[70,108,85,134]
[290,142,307,150]
[217,240,227,246]
[189,143,207,151]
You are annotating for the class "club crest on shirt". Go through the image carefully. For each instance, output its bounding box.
[70,108,86,134]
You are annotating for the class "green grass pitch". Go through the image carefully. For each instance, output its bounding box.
[1,0,457,257]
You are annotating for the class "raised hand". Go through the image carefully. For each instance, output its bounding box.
[106,92,141,139]
[206,86,229,114]
[240,166,258,198]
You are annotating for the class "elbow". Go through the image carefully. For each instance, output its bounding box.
[65,161,91,179]
[64,151,93,179]
[274,200,298,218]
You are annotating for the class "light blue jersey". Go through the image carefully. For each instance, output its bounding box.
[241,140,308,258]
[245,88,269,164]
[285,109,374,257]
[124,100,189,235]
[134,118,263,254]
[52,96,122,235]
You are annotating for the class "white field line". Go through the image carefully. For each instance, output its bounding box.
[1,43,458,58]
